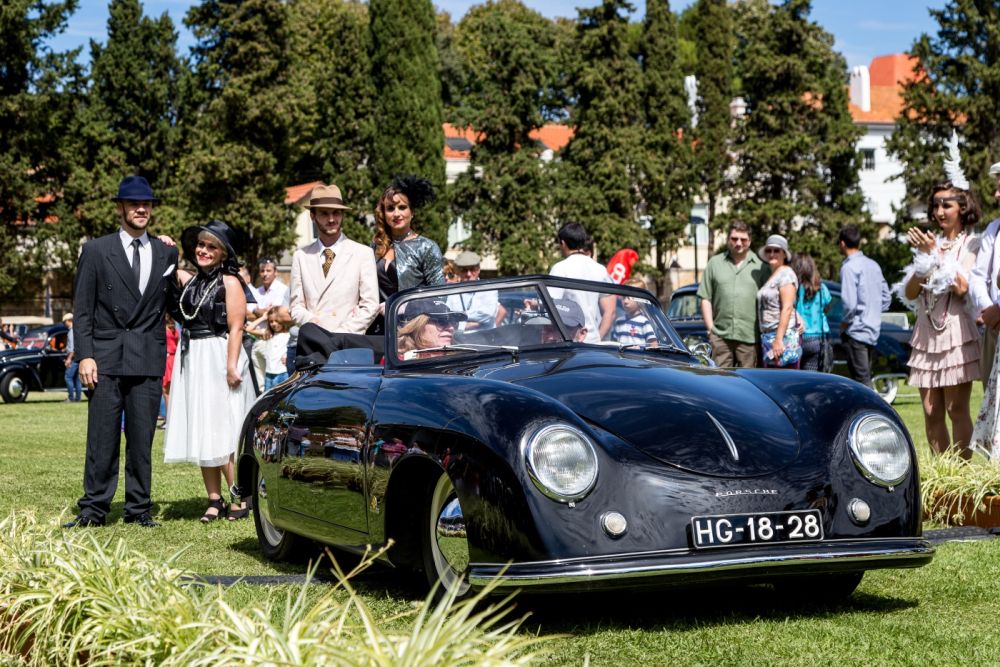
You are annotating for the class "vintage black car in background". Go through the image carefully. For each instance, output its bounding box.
[667,281,912,403]
[236,276,932,601]
[0,323,69,403]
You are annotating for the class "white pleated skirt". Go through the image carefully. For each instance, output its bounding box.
[163,336,256,467]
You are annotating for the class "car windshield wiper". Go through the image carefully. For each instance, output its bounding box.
[405,344,520,361]
[619,342,691,355]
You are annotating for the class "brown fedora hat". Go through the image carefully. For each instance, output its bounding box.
[306,184,352,210]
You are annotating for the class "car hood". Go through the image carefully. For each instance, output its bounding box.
[494,352,800,478]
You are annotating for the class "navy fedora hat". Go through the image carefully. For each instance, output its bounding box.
[111,176,160,204]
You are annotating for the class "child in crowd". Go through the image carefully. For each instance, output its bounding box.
[263,309,291,390]
[613,277,658,347]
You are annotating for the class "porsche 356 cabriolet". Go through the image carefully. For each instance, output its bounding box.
[235,275,932,600]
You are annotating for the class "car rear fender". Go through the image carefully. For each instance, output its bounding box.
[1,364,43,391]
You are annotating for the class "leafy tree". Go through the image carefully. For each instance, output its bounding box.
[369,0,447,248]
[640,0,693,300]
[0,0,79,300]
[726,0,866,274]
[448,0,559,275]
[288,0,374,244]
[181,0,306,264]
[556,0,647,262]
[58,0,182,249]
[690,0,733,239]
[886,0,1000,226]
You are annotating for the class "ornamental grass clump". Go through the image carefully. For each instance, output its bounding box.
[0,512,551,666]
[920,449,1000,526]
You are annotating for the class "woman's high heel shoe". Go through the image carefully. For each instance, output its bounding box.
[201,498,227,523]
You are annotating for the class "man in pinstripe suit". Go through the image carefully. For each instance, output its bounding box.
[64,176,178,528]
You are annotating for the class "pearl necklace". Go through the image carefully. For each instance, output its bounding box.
[922,233,965,333]
[179,273,220,321]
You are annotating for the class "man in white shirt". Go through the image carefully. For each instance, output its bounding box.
[968,162,1000,381]
[446,251,504,331]
[548,222,615,343]
[289,184,378,334]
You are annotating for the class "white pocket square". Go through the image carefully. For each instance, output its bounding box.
[162,264,176,277]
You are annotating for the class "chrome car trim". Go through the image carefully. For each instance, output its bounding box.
[468,539,933,587]
[706,411,739,462]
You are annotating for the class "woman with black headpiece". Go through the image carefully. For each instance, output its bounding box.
[163,220,256,522]
[367,175,445,334]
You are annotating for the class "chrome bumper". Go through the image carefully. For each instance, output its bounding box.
[468,538,933,590]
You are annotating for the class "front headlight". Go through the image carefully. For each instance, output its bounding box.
[522,423,599,502]
[848,413,911,487]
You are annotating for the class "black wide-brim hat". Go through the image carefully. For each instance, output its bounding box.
[181,220,242,270]
[110,175,160,204]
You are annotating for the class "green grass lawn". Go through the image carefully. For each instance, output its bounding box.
[4,383,1000,665]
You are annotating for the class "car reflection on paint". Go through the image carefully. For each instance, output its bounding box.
[235,275,932,602]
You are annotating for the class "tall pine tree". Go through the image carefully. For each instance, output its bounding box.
[886,0,1000,226]
[448,0,559,275]
[691,0,732,240]
[288,0,375,244]
[0,0,79,299]
[727,0,865,272]
[640,0,693,300]
[557,0,646,261]
[369,0,447,248]
[181,0,307,263]
[59,0,182,245]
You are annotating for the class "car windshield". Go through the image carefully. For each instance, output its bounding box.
[390,279,683,363]
[19,328,51,350]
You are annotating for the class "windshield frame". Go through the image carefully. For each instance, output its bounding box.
[384,275,689,369]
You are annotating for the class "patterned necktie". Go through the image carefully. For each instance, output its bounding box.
[131,238,142,291]
[322,248,335,277]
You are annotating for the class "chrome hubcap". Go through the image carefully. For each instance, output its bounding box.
[256,475,284,547]
[8,377,24,399]
[431,475,470,595]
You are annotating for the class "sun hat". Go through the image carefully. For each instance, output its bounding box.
[454,251,481,268]
[758,234,792,263]
[306,184,352,210]
[181,220,243,272]
[110,176,159,204]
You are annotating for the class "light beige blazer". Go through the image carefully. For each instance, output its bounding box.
[289,237,378,333]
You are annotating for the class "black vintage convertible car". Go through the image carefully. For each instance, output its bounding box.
[236,276,932,600]
[0,323,69,403]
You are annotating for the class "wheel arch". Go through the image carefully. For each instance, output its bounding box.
[383,454,445,572]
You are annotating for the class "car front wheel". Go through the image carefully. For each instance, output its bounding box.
[421,471,471,599]
[0,373,28,403]
[252,461,308,561]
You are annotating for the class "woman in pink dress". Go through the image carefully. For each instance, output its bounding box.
[901,181,980,458]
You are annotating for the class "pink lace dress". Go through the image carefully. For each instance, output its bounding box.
[906,234,980,388]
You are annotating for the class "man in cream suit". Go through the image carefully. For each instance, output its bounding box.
[289,184,378,333]
[969,162,1000,380]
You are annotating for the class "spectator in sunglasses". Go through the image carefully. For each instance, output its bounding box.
[397,298,468,359]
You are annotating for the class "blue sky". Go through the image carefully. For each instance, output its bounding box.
[49,0,945,71]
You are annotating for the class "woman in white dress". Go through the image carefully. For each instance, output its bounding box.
[164,220,256,522]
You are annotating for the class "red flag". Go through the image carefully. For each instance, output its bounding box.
[606,248,639,284]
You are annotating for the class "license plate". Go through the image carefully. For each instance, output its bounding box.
[690,509,823,549]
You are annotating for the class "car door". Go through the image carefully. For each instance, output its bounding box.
[40,331,68,388]
[273,363,383,544]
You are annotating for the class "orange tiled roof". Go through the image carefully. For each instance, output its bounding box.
[849,54,922,124]
[284,181,323,206]
[443,122,573,159]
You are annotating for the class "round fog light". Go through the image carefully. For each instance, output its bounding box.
[848,498,871,525]
[601,511,627,538]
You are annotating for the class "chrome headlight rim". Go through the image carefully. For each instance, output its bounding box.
[521,422,599,503]
[847,413,911,488]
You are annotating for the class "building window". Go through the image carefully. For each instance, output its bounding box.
[860,149,875,171]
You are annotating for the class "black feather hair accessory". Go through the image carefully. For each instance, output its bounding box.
[391,174,436,210]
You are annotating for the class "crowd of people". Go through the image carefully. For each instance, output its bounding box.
[61,136,1000,528]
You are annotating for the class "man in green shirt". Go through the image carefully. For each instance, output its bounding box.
[697,221,768,367]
